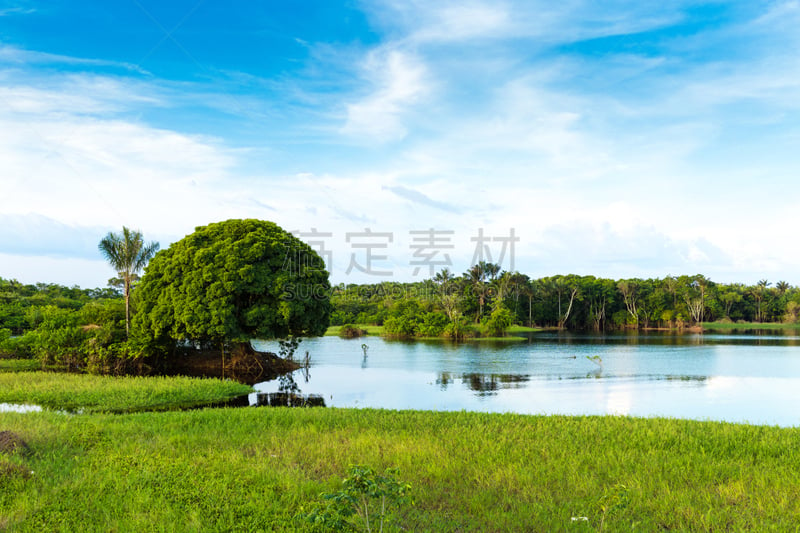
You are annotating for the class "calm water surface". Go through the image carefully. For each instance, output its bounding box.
[252,331,800,426]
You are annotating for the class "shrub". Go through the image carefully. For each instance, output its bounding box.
[417,312,448,337]
[338,324,367,338]
[482,306,513,337]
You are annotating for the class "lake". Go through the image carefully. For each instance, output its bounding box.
[252,331,800,427]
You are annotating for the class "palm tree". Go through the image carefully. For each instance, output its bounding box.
[98,227,160,336]
[466,264,489,321]
[433,268,455,295]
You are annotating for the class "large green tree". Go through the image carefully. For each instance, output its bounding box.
[132,219,331,357]
[98,227,160,336]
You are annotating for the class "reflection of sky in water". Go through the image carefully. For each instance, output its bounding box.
[252,334,800,427]
[0,403,42,413]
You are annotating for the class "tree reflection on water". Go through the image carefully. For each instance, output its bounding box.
[436,372,530,396]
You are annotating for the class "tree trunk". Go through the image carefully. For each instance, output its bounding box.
[558,288,578,329]
[124,277,131,337]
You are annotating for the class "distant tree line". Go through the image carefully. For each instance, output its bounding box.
[330,263,800,337]
[3,256,800,369]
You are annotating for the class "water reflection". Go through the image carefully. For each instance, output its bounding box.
[250,332,800,426]
[0,403,42,413]
[531,331,800,347]
[252,365,326,407]
[434,373,532,396]
[253,392,325,407]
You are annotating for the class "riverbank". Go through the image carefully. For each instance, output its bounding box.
[702,321,800,331]
[1,406,798,531]
[325,323,543,339]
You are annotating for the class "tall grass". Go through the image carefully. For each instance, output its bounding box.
[0,372,253,413]
[0,359,39,373]
[1,408,799,531]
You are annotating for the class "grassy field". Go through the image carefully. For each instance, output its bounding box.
[1,403,800,531]
[0,372,253,413]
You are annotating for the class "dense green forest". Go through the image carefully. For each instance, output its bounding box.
[329,264,800,337]
[2,265,799,367]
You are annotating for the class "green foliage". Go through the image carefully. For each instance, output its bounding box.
[324,271,800,332]
[382,299,423,337]
[417,311,448,337]
[24,306,85,368]
[482,305,513,337]
[442,311,467,340]
[301,465,412,532]
[16,301,134,372]
[0,277,120,336]
[132,219,332,354]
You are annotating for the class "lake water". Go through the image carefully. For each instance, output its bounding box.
[252,331,800,427]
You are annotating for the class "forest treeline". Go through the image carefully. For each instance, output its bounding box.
[330,263,800,337]
[2,264,799,359]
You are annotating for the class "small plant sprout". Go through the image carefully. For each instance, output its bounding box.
[597,483,630,532]
[302,464,412,532]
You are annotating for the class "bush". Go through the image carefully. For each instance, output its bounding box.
[481,306,513,337]
[383,315,418,337]
[417,312,448,337]
[611,309,631,328]
[338,324,367,338]
[17,301,137,373]
[443,313,467,340]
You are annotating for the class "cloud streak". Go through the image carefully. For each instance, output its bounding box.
[382,185,462,214]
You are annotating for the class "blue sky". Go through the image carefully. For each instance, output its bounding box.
[1,1,799,288]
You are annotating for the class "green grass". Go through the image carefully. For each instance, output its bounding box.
[0,359,39,373]
[703,321,800,331]
[0,372,253,413]
[326,324,542,339]
[467,335,528,342]
[507,324,544,333]
[1,408,799,531]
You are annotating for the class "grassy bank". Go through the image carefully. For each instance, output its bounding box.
[0,359,39,373]
[703,321,800,331]
[0,372,253,413]
[325,324,385,336]
[1,406,799,531]
[325,323,542,339]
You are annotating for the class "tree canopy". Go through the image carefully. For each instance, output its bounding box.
[132,219,331,353]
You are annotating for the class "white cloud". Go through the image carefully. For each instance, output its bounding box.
[340,48,430,142]
[413,2,512,42]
